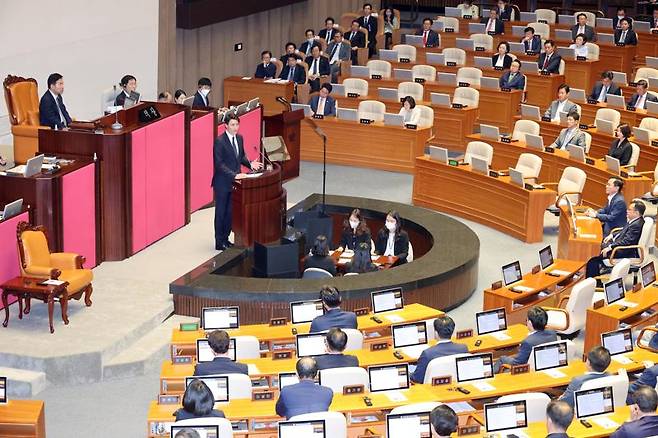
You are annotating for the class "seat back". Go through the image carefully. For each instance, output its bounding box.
[515,153,542,179]
[634,67,658,83]
[3,75,40,126]
[357,100,386,122]
[392,44,417,62]
[558,167,587,204]
[411,64,436,81]
[575,11,596,26]
[469,33,493,51]
[585,43,599,60]
[579,374,629,415]
[496,393,551,423]
[635,217,655,266]
[407,241,414,262]
[234,336,260,360]
[453,87,479,107]
[367,60,392,78]
[627,142,640,171]
[101,87,116,113]
[415,105,434,128]
[423,353,472,384]
[18,227,51,277]
[609,258,631,282]
[390,402,443,415]
[319,367,368,393]
[528,22,550,39]
[443,48,466,65]
[343,78,369,96]
[512,119,540,142]
[456,67,482,86]
[639,118,658,142]
[535,9,556,24]
[561,277,595,333]
[273,59,284,78]
[583,132,592,153]
[342,328,364,351]
[290,411,347,438]
[464,141,493,165]
[223,373,253,399]
[558,59,566,75]
[441,17,460,32]
[397,82,424,101]
[595,108,621,126]
[173,417,234,437]
[302,267,333,278]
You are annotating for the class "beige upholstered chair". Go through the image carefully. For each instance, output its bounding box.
[392,44,417,62]
[357,100,386,122]
[464,141,493,165]
[634,67,658,83]
[367,60,392,78]
[456,67,482,87]
[411,65,437,82]
[514,153,542,182]
[511,119,540,142]
[594,108,621,127]
[342,78,368,96]
[416,105,434,128]
[397,81,424,101]
[625,142,640,172]
[558,59,566,75]
[453,87,479,107]
[535,9,557,24]
[585,43,600,60]
[544,166,587,207]
[497,393,551,422]
[583,132,592,153]
[544,277,596,335]
[528,22,550,39]
[469,33,493,51]
[639,118,658,142]
[443,48,466,65]
[437,16,459,32]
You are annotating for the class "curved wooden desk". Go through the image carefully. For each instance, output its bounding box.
[557,204,604,262]
[412,156,556,243]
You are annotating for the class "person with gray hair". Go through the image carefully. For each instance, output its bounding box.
[545,400,573,437]
[612,386,658,437]
[275,357,333,419]
[174,429,200,438]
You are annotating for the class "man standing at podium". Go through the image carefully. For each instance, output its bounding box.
[212,113,263,250]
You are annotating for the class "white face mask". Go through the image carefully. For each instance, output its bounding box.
[349,220,359,229]
[200,88,210,97]
[386,221,396,231]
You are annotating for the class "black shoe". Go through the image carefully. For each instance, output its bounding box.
[215,244,227,251]
[225,241,234,248]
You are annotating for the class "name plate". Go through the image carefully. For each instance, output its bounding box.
[585,158,595,165]
[313,114,324,119]
[626,105,636,112]
[269,317,287,326]
[615,42,625,47]
[371,74,382,80]
[540,70,551,76]
[501,87,511,92]
[652,140,658,147]
[179,322,199,331]
[593,299,605,309]
[524,183,534,190]
[489,170,499,178]
[458,81,470,87]
[456,329,473,339]
[355,307,369,316]
[491,280,503,290]
[432,375,452,386]
[399,58,410,63]
[360,118,372,125]
[629,82,638,87]
[620,170,629,178]
[445,27,455,33]
[458,425,481,436]
[138,105,162,123]
[579,123,590,130]
[541,116,552,122]
[343,384,365,395]
[252,391,274,401]
[173,356,193,364]
[500,136,512,143]
[494,66,504,71]
[526,51,537,56]
[633,283,642,293]
[452,103,464,109]
[487,31,497,36]
[538,19,548,24]
[545,146,555,153]
[587,98,598,104]
[273,351,293,360]
[475,46,485,52]
[414,77,426,84]
[511,364,530,375]
[370,341,389,351]
[448,159,459,166]
[347,92,360,98]
[158,394,182,405]
[531,265,541,274]
[463,15,472,19]
[447,61,457,67]
[576,56,587,61]
[405,123,417,130]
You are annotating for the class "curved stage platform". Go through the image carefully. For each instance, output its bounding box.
[171,194,480,324]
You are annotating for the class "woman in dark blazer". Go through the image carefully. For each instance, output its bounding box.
[375,210,410,264]
[346,242,379,274]
[607,123,633,166]
[491,41,513,69]
[303,235,336,275]
[175,379,225,421]
[338,208,371,251]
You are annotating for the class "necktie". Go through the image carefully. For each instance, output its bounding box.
[423,30,428,46]
[330,43,338,60]
[288,67,294,81]
[365,16,368,27]
[318,97,326,115]
[620,30,627,42]
[56,95,67,126]
[543,54,550,70]
[598,86,608,102]
[327,30,332,40]
[349,32,354,41]
[487,19,494,32]
[637,94,645,109]
[231,136,239,158]
[313,59,318,75]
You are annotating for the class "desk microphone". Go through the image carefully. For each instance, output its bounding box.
[111,85,123,130]
[258,148,274,169]
[276,96,292,111]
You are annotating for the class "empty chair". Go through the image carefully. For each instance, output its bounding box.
[456,67,482,87]
[585,43,600,60]
[496,393,551,423]
[367,60,392,78]
[443,47,466,65]
[342,328,364,351]
[580,373,629,414]
[594,108,621,127]
[464,141,493,165]
[397,81,424,101]
[438,16,459,32]
[470,33,493,51]
[528,22,550,40]
[639,118,658,142]
[575,11,596,26]
[423,353,472,384]
[423,318,438,341]
[302,267,333,278]
[357,100,386,122]
[535,9,557,24]
[392,44,417,62]
[591,258,631,305]
[634,67,658,83]
[544,166,587,214]
[558,59,566,75]
[514,153,542,182]
[544,277,596,335]
[224,373,253,399]
[173,418,234,437]
[289,412,347,438]
[414,105,434,128]
[511,119,540,143]
[453,87,479,107]
[318,367,368,393]
[342,78,368,96]
[625,142,640,171]
[390,402,443,415]
[234,336,260,359]
[411,64,437,82]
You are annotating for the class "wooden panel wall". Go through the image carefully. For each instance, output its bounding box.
[158,0,366,103]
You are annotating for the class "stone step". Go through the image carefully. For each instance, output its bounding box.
[0,366,47,397]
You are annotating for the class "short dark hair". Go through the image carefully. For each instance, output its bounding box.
[296,357,318,378]
[434,315,456,339]
[527,307,548,330]
[326,327,348,351]
[174,89,186,99]
[311,235,330,257]
[632,199,646,216]
[601,71,614,80]
[575,33,587,42]
[175,430,201,438]
[305,28,315,36]
[47,73,63,88]
[287,54,301,62]
[567,110,580,121]
[498,41,510,53]
[524,26,535,34]
[363,3,372,9]
[630,386,658,412]
[619,17,630,26]
[616,6,626,12]
[511,59,522,69]
[319,285,341,308]
[158,92,168,100]
[352,19,360,26]
[576,13,587,20]
[261,50,272,58]
[207,330,231,354]
[610,177,624,191]
[325,17,335,24]
[334,30,342,38]
[198,77,212,88]
[120,74,136,87]
[558,83,570,93]
[618,123,632,138]
[544,39,556,47]
[546,400,574,430]
[637,79,648,89]
[489,8,498,15]
[430,405,458,436]
[285,42,297,49]
[225,112,240,124]
[587,346,611,372]
[182,379,215,416]
[423,17,433,25]
[311,45,321,53]
[320,82,333,93]
[402,95,416,109]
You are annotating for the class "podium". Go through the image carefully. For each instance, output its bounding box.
[264,109,303,181]
[557,205,602,263]
[231,164,286,247]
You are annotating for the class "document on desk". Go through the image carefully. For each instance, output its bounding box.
[578,233,598,239]
[241,77,252,80]
[384,390,408,403]
[470,380,496,392]
[591,416,619,429]
[384,314,404,323]
[511,285,534,292]
[39,279,66,286]
[247,364,260,375]
[445,401,476,413]
[614,300,638,308]
[547,269,571,276]
[489,331,512,341]
[542,368,567,378]
[611,355,633,365]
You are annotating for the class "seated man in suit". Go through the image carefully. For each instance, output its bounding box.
[615,18,638,46]
[549,111,587,149]
[537,40,562,74]
[280,42,297,65]
[314,328,359,370]
[192,77,212,108]
[499,59,525,90]
[193,330,248,376]
[651,8,658,30]
[572,13,597,42]
[627,362,658,404]
[346,20,366,65]
[310,285,358,332]
[39,73,72,129]
[309,83,336,117]
[545,401,574,438]
[613,7,633,29]
[430,405,459,437]
[299,28,321,57]
[279,54,306,84]
[481,8,504,34]
[559,346,611,407]
[584,177,627,236]
[305,45,330,93]
[496,0,513,21]
[416,17,440,48]
[544,83,577,122]
[326,31,351,83]
[614,386,658,437]
[114,74,137,106]
[585,199,645,278]
[275,357,333,419]
[358,3,378,58]
[254,51,277,79]
[411,315,468,383]
[628,80,658,110]
[318,17,337,42]
[590,71,622,103]
[521,27,542,53]
[494,307,557,373]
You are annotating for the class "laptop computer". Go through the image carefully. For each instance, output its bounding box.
[525,134,544,150]
[468,23,486,34]
[532,341,568,371]
[632,127,651,144]
[471,156,489,175]
[509,167,525,187]
[426,53,445,65]
[481,77,500,90]
[575,387,614,419]
[379,88,398,100]
[384,113,405,126]
[405,34,424,47]
[520,12,537,22]
[337,108,358,121]
[371,287,404,313]
[351,65,370,78]
[430,93,451,107]
[520,60,538,72]
[509,42,525,54]
[480,124,500,140]
[182,95,195,107]
[502,260,523,286]
[606,93,626,109]
[456,353,494,382]
[647,57,658,69]
[0,199,23,221]
[476,308,507,335]
[428,146,449,163]
[368,364,410,392]
[279,419,326,438]
[567,144,586,162]
[604,277,626,305]
[290,299,324,324]
[236,101,249,115]
[474,56,492,68]
[558,111,570,125]
[634,21,651,33]
[379,49,398,61]
[598,33,615,44]
[557,47,576,59]
[291,103,312,117]
[605,155,621,175]
[558,14,576,25]
[392,321,429,359]
[247,97,260,110]
[184,375,229,402]
[201,306,239,330]
[438,72,457,85]
[386,411,432,438]
[650,77,658,90]
[568,88,587,102]
[7,154,45,178]
[647,101,658,116]
[456,38,475,51]
[394,69,413,80]
[171,425,220,438]
[597,17,613,28]
[445,6,462,18]
[601,328,634,356]
[431,21,444,32]
[596,118,616,135]
[331,83,345,96]
[641,261,656,288]
[520,104,541,121]
[555,29,573,41]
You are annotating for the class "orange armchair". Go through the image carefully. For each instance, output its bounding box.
[3,75,50,164]
[17,222,93,306]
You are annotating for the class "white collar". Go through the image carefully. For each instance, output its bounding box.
[436,339,452,344]
[49,89,60,100]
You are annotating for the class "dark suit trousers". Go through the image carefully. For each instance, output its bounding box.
[309,77,321,93]
[214,189,232,246]
[586,255,605,278]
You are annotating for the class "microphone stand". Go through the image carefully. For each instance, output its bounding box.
[111,84,123,130]
[306,118,327,215]
[276,96,292,111]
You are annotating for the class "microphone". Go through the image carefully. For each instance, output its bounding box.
[111,84,123,130]
[314,126,327,139]
[259,148,274,168]
[276,96,292,111]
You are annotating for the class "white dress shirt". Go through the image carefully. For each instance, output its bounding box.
[384,232,395,256]
[569,43,588,58]
[226,132,239,157]
[316,96,326,115]
[495,55,506,67]
[553,100,567,122]
[49,90,66,125]
[399,107,421,125]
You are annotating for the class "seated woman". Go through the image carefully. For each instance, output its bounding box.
[457,0,479,18]
[158,91,173,103]
[346,242,378,274]
[375,210,410,264]
[398,96,421,126]
[174,379,225,421]
[174,89,187,104]
[382,8,398,50]
[608,123,633,166]
[492,41,513,69]
[569,33,589,58]
[337,208,371,251]
[303,235,336,276]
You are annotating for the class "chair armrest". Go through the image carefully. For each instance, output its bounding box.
[541,182,558,187]
[24,265,61,279]
[51,252,85,270]
[636,327,658,352]
[634,171,655,176]
[543,307,570,331]
[557,295,570,308]
[11,125,46,138]
[609,245,644,262]
[609,227,623,235]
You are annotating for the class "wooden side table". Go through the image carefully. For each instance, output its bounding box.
[1,277,70,333]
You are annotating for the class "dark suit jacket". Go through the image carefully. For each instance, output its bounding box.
[375,229,410,263]
[522,35,542,52]
[309,95,336,116]
[571,24,597,42]
[596,193,627,236]
[628,92,658,110]
[114,90,130,106]
[614,29,638,45]
[193,356,249,376]
[303,254,336,275]
[415,29,440,47]
[613,16,633,29]
[192,91,208,108]
[174,409,225,421]
[499,71,526,90]
[318,28,335,42]
[279,65,306,84]
[492,54,513,69]
[480,17,504,34]
[546,434,570,438]
[537,52,562,73]
[39,91,71,129]
[299,40,321,56]
[357,15,378,40]
[315,353,359,370]
[310,308,358,333]
[605,217,645,258]
[346,30,366,48]
[255,63,277,78]
[608,138,633,166]
[497,7,513,21]
[590,81,622,102]
[650,332,658,350]
[559,371,609,407]
[212,132,252,193]
[411,341,469,383]
[305,55,330,76]
[275,380,333,419]
[627,364,658,403]
[610,415,658,438]
[513,330,557,365]
[339,228,371,251]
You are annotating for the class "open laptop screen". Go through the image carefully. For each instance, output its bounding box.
[184,375,229,402]
[476,308,507,335]
[641,261,656,288]
[386,411,432,438]
[0,377,5,404]
[197,338,236,362]
[539,245,554,270]
[296,332,327,357]
[575,386,614,418]
[290,299,324,324]
[392,322,428,348]
[201,306,239,330]
[279,420,326,438]
[604,277,625,305]
[171,425,219,438]
[502,261,522,285]
[456,353,494,382]
[533,341,568,371]
[484,400,528,432]
[368,363,410,392]
[601,328,633,356]
[371,287,404,313]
